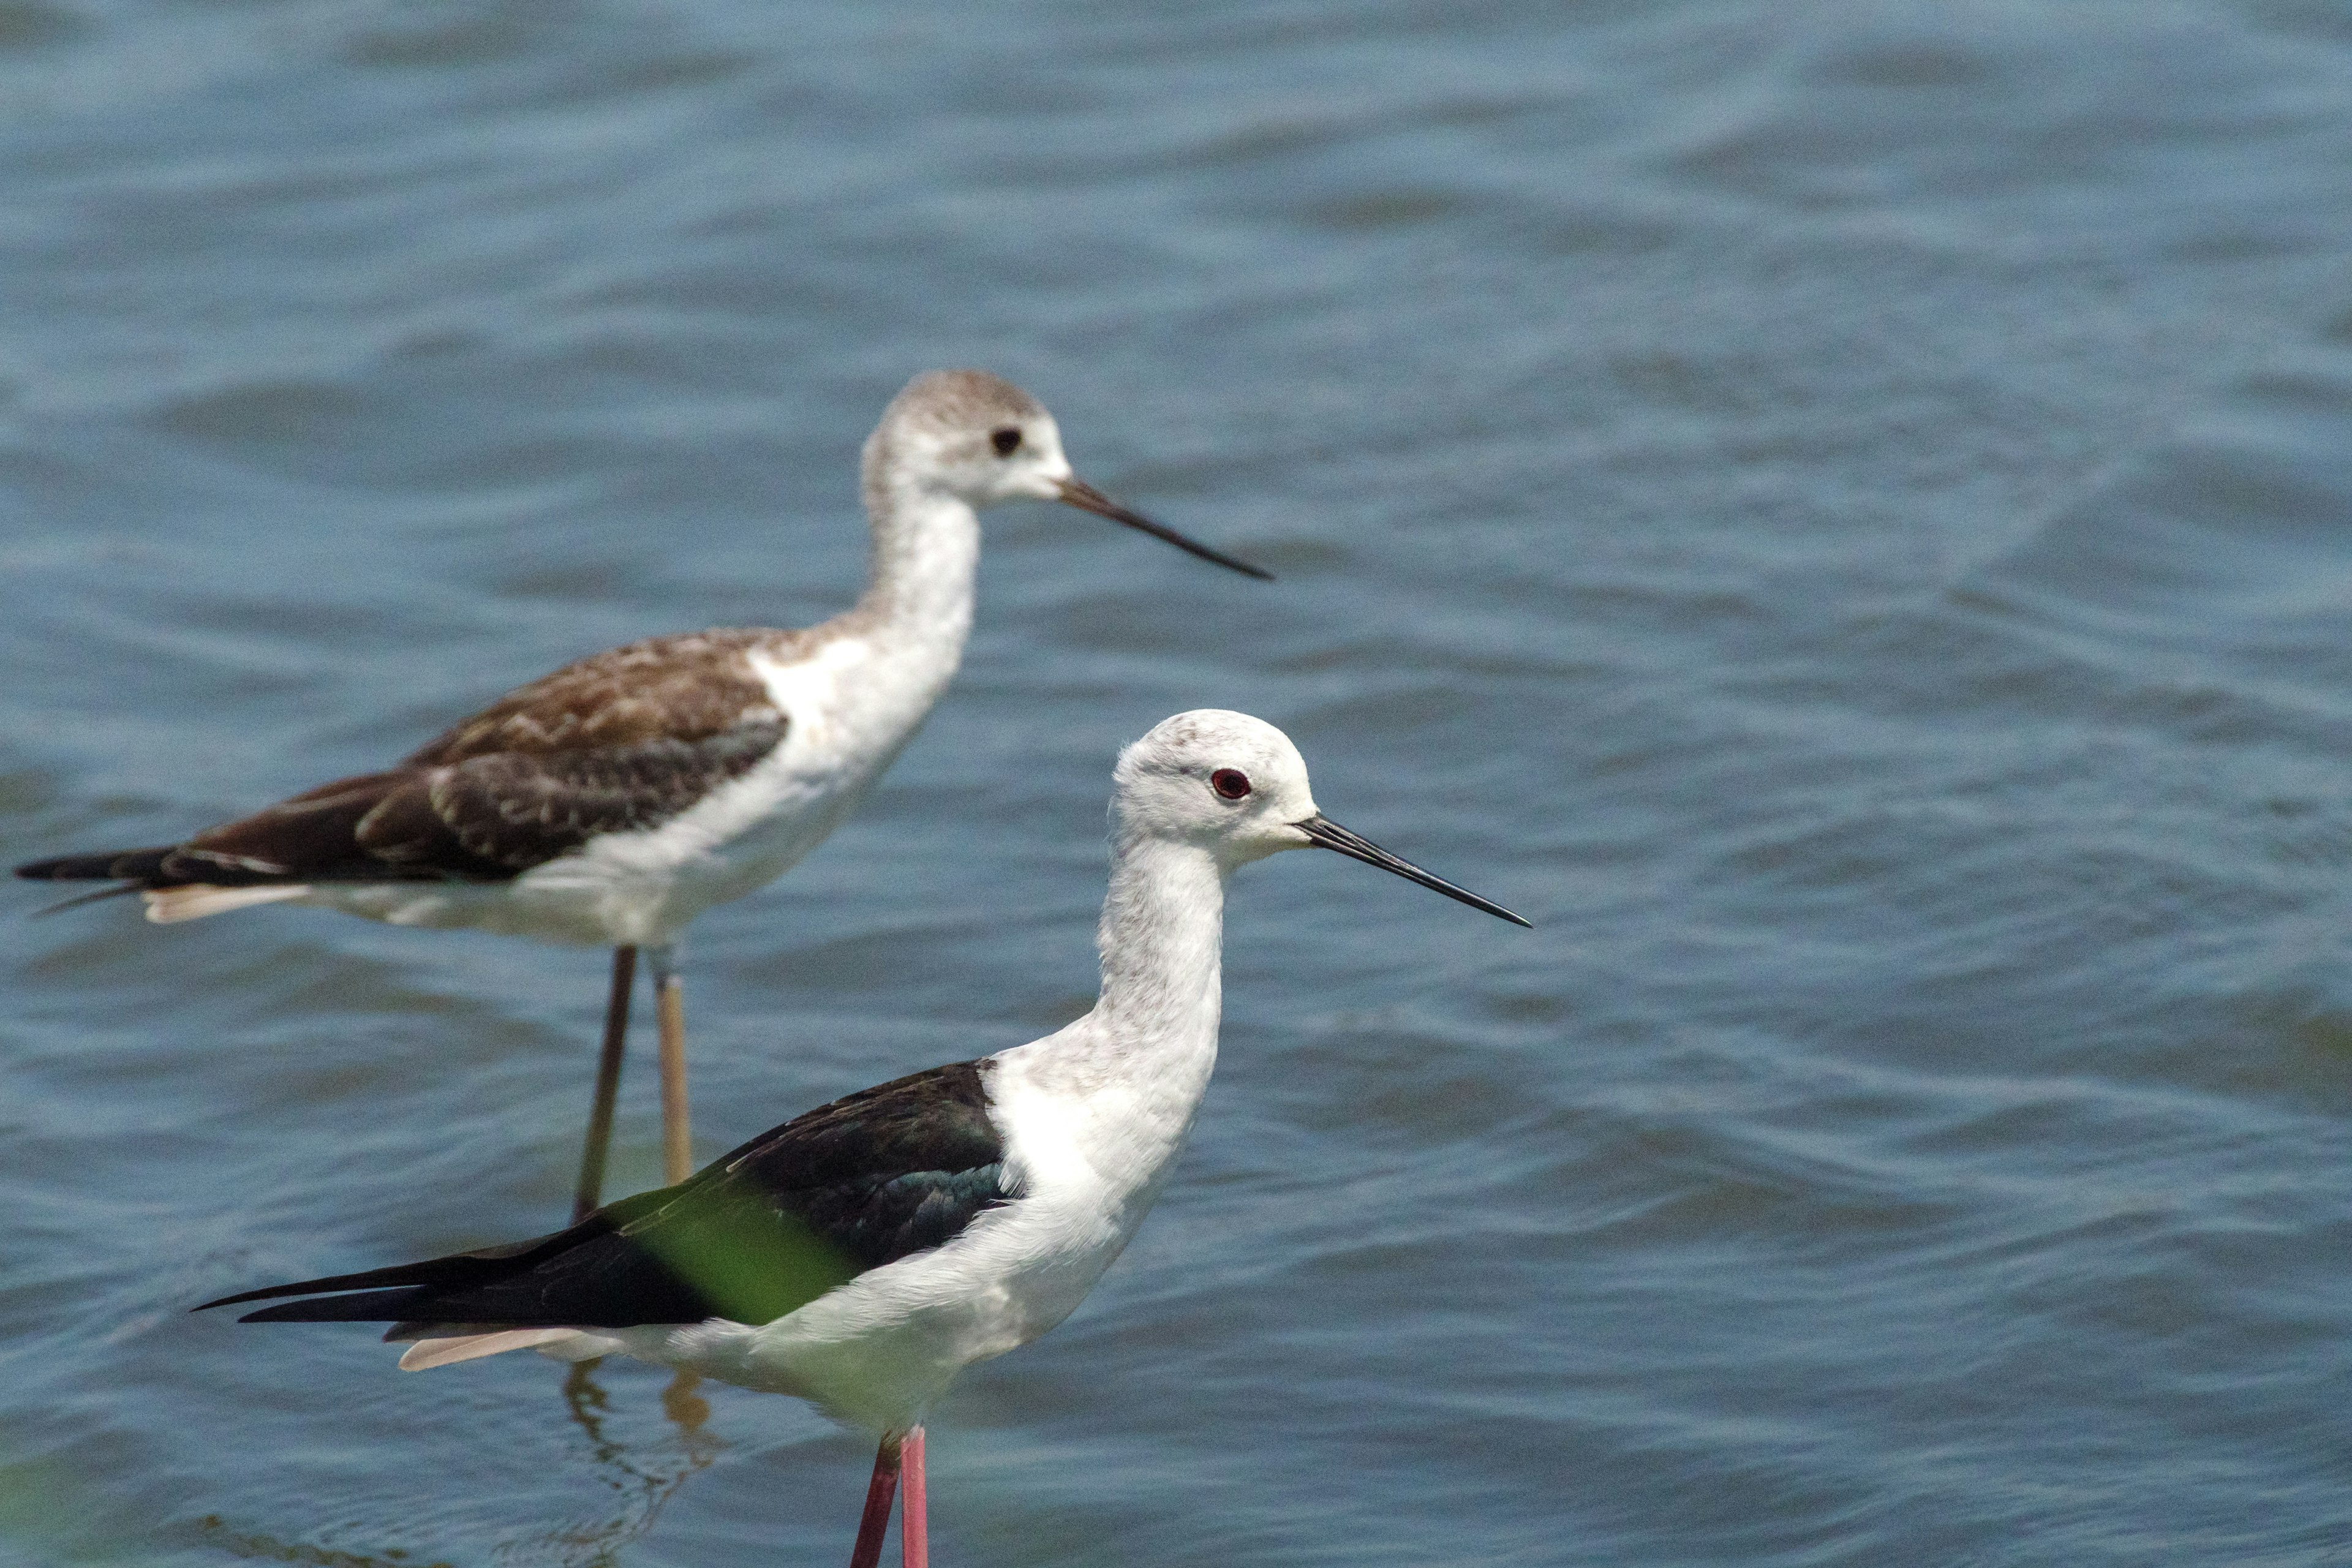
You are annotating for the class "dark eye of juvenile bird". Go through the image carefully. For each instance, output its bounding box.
[1211,769,1251,800]
[990,427,1022,456]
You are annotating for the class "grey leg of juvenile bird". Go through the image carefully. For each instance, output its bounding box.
[648,943,690,1186]
[573,946,636,1223]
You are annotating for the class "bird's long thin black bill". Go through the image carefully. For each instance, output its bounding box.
[1296,815,1530,927]
[1057,477,1273,581]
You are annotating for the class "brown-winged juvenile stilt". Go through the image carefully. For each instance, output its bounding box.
[17,372,1267,1219]
[198,709,1526,1567]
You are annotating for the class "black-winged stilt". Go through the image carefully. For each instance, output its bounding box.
[198,709,1525,1566]
[18,372,1267,1218]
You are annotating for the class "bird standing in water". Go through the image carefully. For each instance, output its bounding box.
[18,372,1268,1218]
[201,710,1527,1567]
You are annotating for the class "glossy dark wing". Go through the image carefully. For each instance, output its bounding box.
[200,1061,1010,1330]
[15,630,794,889]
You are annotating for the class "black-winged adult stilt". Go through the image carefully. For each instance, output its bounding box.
[199,709,1526,1566]
[18,373,1267,1219]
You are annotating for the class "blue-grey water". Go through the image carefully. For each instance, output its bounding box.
[7,1,2352,1562]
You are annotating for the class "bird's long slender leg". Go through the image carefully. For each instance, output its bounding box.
[899,1426,927,1568]
[848,1434,903,1568]
[572,945,637,1223]
[648,942,692,1186]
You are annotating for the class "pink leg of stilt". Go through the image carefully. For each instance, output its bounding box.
[899,1426,927,1568]
[848,1434,902,1568]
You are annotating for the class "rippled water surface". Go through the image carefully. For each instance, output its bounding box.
[9,1,2352,1562]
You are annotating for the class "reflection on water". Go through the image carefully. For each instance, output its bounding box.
[189,1363,715,1568]
[545,1365,720,1564]
[197,1516,456,1568]
[195,1366,720,1568]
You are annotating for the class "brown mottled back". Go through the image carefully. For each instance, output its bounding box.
[407,628,792,764]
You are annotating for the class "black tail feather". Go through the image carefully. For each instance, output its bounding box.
[235,1286,435,1324]
[198,1264,458,1313]
[195,1220,595,1314]
[15,848,173,884]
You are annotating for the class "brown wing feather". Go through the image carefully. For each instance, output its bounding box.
[407,721,787,872]
[23,628,802,889]
[167,772,497,884]
[406,629,792,763]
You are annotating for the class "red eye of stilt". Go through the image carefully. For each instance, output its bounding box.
[1211,769,1251,800]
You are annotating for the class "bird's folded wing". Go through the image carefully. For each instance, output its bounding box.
[21,628,799,889]
[200,1059,1011,1330]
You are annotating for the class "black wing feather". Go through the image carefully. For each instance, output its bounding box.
[199,1060,1009,1330]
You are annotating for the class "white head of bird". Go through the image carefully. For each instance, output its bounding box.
[1108,709,1532,919]
[1112,710,1319,866]
[869,369,1070,508]
[862,371,1273,580]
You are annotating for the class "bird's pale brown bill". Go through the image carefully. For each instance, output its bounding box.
[1055,477,1273,581]
[1295,815,1531,927]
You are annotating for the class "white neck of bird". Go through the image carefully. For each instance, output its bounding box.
[1093,834,1227,1057]
[856,466,983,649]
